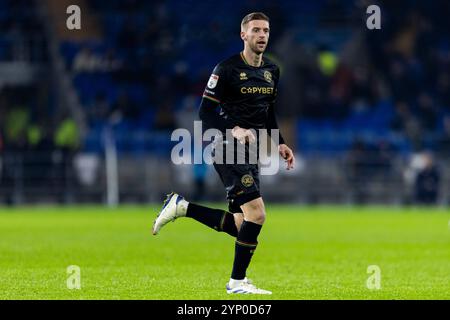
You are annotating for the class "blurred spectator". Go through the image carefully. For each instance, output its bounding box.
[301,65,329,118]
[88,93,110,124]
[4,106,29,150]
[416,91,437,131]
[317,47,338,77]
[154,100,176,131]
[346,139,370,204]
[414,152,440,204]
[329,64,353,117]
[349,66,376,113]
[437,116,450,158]
[391,101,422,150]
[54,117,81,151]
[371,140,394,176]
[53,116,81,203]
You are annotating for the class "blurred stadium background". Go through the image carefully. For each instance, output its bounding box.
[1,0,449,206]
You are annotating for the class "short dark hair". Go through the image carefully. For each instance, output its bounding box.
[241,12,270,30]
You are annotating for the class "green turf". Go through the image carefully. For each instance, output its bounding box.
[0,205,449,299]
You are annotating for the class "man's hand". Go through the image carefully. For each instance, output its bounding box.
[279,144,295,170]
[231,126,256,144]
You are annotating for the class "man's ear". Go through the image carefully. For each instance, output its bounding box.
[240,31,246,41]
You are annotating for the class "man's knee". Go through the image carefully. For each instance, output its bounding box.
[241,197,266,225]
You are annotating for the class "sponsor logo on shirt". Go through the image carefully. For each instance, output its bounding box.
[240,87,274,94]
[207,74,219,89]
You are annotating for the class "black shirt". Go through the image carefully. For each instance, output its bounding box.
[199,52,285,145]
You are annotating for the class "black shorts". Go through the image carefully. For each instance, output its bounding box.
[212,135,261,210]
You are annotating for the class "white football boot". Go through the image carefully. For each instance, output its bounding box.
[152,192,188,235]
[226,278,272,295]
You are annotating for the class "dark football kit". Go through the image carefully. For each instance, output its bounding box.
[198,52,285,211]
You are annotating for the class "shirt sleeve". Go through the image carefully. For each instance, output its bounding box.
[199,63,235,133]
[202,63,227,104]
[266,67,285,145]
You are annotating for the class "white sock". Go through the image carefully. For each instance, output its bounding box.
[177,198,189,216]
[228,278,244,288]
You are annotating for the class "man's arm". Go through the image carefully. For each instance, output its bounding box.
[198,97,233,133]
[266,102,285,145]
[199,99,256,144]
[266,103,295,170]
[199,63,235,133]
[266,66,285,145]
[199,63,255,144]
[267,67,295,170]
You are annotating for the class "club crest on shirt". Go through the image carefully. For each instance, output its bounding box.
[264,71,272,83]
[241,174,254,188]
[207,74,219,89]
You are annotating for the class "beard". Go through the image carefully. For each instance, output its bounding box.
[249,41,267,54]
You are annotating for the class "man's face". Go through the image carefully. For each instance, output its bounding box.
[241,20,270,54]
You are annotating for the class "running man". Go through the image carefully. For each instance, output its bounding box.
[152,12,295,295]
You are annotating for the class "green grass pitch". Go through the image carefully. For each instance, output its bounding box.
[0,205,449,299]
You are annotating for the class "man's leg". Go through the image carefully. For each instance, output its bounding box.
[226,196,271,294]
[152,192,244,237]
[152,158,244,236]
[185,201,243,237]
[184,162,245,236]
[230,197,265,282]
[182,157,244,236]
